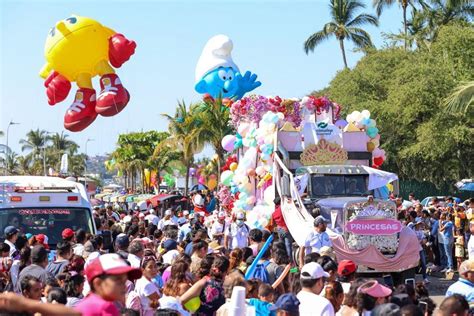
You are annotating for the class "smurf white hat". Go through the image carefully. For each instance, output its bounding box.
[195,34,240,82]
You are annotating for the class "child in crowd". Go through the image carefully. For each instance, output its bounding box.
[249,283,276,316]
[455,228,465,268]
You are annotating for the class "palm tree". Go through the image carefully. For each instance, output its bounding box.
[0,152,19,175]
[162,101,206,195]
[195,98,235,180]
[17,155,33,175]
[422,0,474,39]
[304,0,378,69]
[373,0,415,50]
[20,129,50,161]
[444,81,474,113]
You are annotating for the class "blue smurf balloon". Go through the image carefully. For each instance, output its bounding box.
[195,35,261,100]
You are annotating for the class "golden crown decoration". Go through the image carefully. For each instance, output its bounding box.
[300,139,348,166]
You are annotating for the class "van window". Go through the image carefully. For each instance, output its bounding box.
[0,207,94,247]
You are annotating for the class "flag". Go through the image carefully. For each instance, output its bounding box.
[294,174,309,195]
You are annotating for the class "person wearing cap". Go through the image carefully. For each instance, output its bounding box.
[161,239,180,265]
[299,216,332,268]
[62,228,75,243]
[224,211,249,250]
[115,234,130,260]
[178,214,192,243]
[193,191,206,214]
[4,226,19,258]
[46,241,72,277]
[446,259,474,304]
[75,253,142,316]
[210,211,227,245]
[157,209,177,230]
[337,260,357,294]
[144,208,159,226]
[268,293,300,316]
[297,262,334,316]
[15,245,55,293]
[355,280,392,314]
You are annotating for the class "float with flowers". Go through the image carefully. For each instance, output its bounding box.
[216,94,420,273]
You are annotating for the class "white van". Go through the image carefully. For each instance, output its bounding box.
[0,176,96,248]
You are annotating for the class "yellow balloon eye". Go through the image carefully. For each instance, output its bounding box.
[65,17,77,24]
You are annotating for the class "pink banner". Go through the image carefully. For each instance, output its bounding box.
[346,218,402,235]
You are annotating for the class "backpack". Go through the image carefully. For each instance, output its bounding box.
[247,260,271,283]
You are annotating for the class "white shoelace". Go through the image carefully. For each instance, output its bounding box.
[68,102,86,113]
[99,86,118,98]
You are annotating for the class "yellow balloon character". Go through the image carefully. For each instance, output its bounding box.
[40,15,137,132]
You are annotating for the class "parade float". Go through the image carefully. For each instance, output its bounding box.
[40,15,136,132]
[194,34,420,274]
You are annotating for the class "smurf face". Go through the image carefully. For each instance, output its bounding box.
[195,67,239,98]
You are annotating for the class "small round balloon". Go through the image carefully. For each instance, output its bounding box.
[222,135,236,152]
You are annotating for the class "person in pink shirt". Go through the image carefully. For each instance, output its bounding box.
[75,253,142,316]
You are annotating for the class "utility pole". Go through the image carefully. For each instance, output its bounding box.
[85,138,94,176]
[5,121,20,175]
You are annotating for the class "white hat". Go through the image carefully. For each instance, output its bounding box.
[195,34,240,82]
[165,209,172,216]
[193,194,204,206]
[123,215,132,224]
[183,210,190,216]
[300,262,330,279]
[218,211,226,219]
[236,212,245,220]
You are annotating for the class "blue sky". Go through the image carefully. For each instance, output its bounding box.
[1,0,402,157]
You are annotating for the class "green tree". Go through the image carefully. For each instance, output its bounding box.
[444,81,474,114]
[321,23,474,185]
[20,129,50,164]
[0,152,19,174]
[304,0,378,69]
[162,101,206,195]
[194,98,235,180]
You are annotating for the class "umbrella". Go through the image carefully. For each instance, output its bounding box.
[456,179,474,192]
[190,184,208,192]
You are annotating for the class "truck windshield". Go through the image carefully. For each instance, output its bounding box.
[310,174,370,197]
[0,207,94,247]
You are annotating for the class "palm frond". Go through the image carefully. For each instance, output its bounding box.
[348,27,375,48]
[444,81,474,113]
[347,13,379,27]
[304,29,332,54]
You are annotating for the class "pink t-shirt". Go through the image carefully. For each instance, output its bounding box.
[75,293,120,316]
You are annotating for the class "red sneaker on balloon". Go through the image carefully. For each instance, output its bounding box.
[95,74,130,117]
[64,88,98,132]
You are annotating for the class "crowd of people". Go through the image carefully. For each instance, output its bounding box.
[0,191,472,316]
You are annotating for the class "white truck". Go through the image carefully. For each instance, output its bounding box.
[0,176,96,248]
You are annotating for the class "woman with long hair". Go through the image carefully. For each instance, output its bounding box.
[162,259,193,298]
[63,272,85,307]
[134,254,161,316]
[323,281,344,313]
[228,248,244,273]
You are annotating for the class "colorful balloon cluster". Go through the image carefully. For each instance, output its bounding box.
[345,110,385,168]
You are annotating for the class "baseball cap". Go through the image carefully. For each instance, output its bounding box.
[183,210,190,216]
[4,226,19,237]
[338,260,357,276]
[236,212,245,220]
[115,234,130,249]
[357,280,392,298]
[459,259,474,276]
[269,293,300,312]
[162,239,177,251]
[300,262,329,279]
[62,228,74,239]
[218,211,226,219]
[36,234,49,250]
[165,209,172,216]
[314,216,329,227]
[85,253,142,283]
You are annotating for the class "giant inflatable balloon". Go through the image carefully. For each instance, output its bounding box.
[194,35,261,100]
[39,15,137,132]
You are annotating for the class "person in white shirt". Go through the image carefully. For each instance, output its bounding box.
[157,210,177,230]
[127,240,144,269]
[178,213,192,243]
[297,262,334,316]
[299,216,332,268]
[144,209,159,226]
[4,226,19,257]
[134,256,161,316]
[224,212,249,250]
[468,222,474,261]
[210,211,227,245]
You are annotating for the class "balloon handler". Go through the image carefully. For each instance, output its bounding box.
[39,15,136,132]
